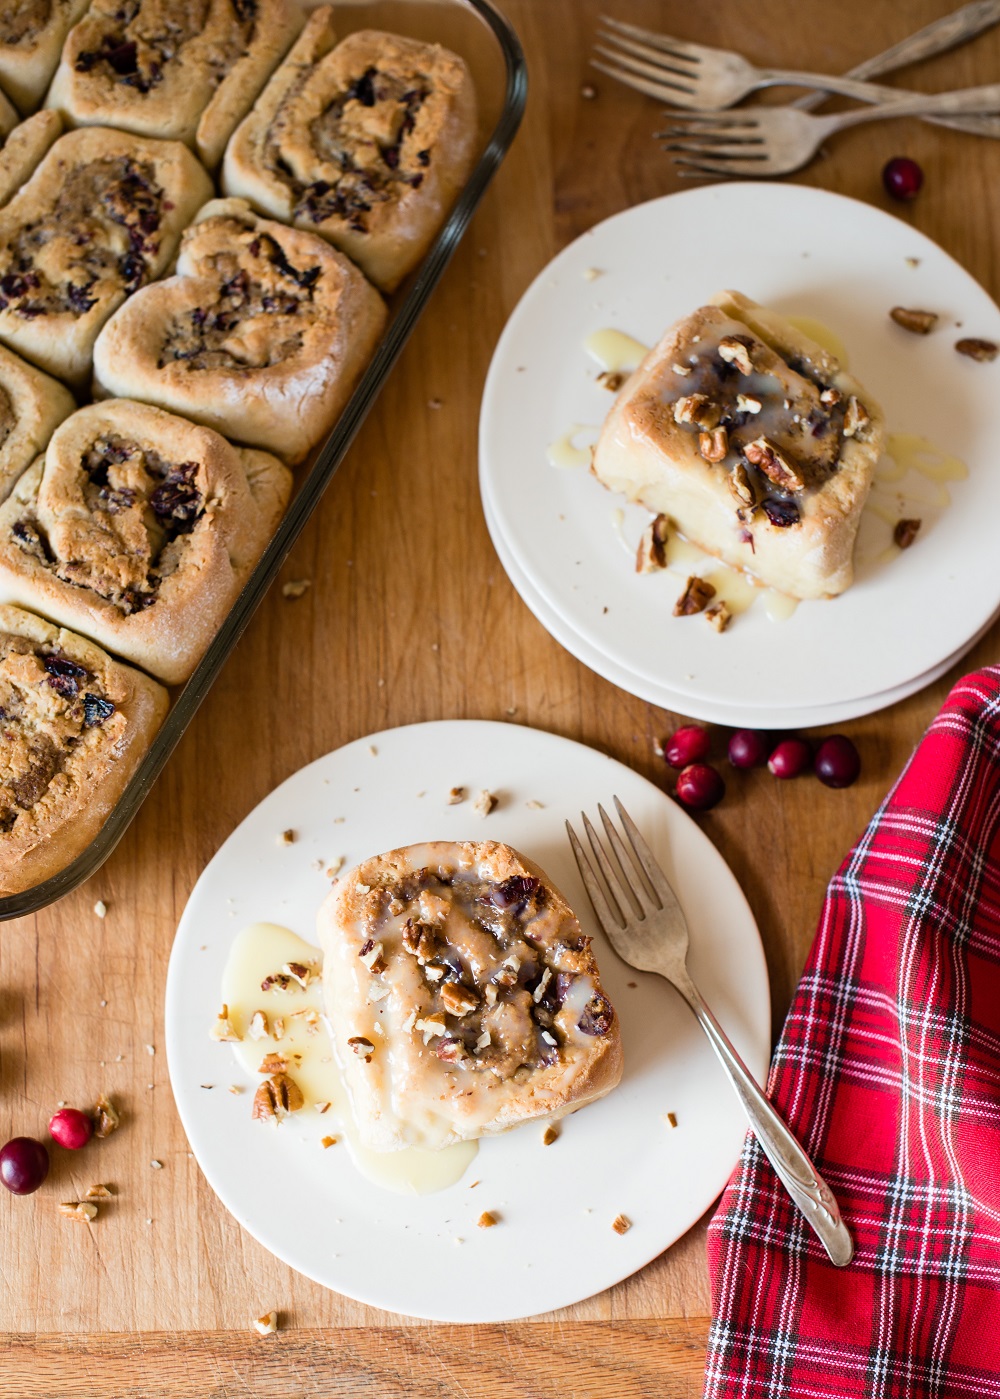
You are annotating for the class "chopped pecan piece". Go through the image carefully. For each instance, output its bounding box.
[415,1012,447,1042]
[440,982,479,1017]
[612,1213,632,1235]
[321,1135,337,1148]
[93,1095,120,1139]
[673,577,717,617]
[436,1037,467,1063]
[893,517,921,549]
[283,962,314,988]
[347,1036,375,1059]
[252,1073,305,1120]
[247,1010,269,1041]
[635,513,669,573]
[729,461,756,509]
[402,922,438,963]
[359,940,387,974]
[257,1053,289,1074]
[698,426,729,463]
[819,387,841,406]
[446,786,465,805]
[890,306,938,335]
[596,369,626,391]
[542,1124,559,1146]
[209,1004,240,1042]
[717,336,753,374]
[59,1201,98,1223]
[744,437,805,492]
[736,393,762,415]
[704,602,731,633]
[673,392,720,430]
[955,336,999,362]
[473,789,498,817]
[477,1211,499,1228]
[842,397,870,439]
[84,1184,113,1200]
[253,1311,278,1336]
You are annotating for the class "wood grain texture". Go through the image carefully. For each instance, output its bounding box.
[2,1,1000,1394]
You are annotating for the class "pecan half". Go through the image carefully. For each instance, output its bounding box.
[729,461,756,509]
[893,517,921,549]
[743,437,805,492]
[252,1072,305,1120]
[698,426,729,462]
[673,392,720,430]
[673,577,717,617]
[635,513,669,573]
[440,982,479,1017]
[717,336,753,374]
[955,337,999,362]
[890,306,938,335]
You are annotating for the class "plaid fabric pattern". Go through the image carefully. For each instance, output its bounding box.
[704,665,1000,1399]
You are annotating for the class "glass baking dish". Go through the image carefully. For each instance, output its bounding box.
[0,0,526,919]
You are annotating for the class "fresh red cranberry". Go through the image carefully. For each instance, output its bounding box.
[49,1107,93,1150]
[814,734,861,789]
[663,724,710,769]
[728,728,769,770]
[0,1137,50,1195]
[675,763,725,811]
[768,738,812,779]
[882,156,923,202]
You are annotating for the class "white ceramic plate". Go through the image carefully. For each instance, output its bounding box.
[482,493,996,729]
[165,720,770,1322]
[479,183,1000,715]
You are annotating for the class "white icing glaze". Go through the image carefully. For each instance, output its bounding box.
[583,328,649,374]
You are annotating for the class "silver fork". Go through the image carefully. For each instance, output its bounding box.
[594,7,1000,137]
[567,797,853,1267]
[661,82,1000,178]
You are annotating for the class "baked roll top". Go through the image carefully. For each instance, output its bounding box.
[0,400,292,683]
[593,290,886,600]
[0,0,91,114]
[0,343,75,503]
[0,110,63,210]
[0,603,168,895]
[0,127,213,387]
[319,840,623,1152]
[47,0,305,170]
[222,10,477,291]
[93,197,388,464]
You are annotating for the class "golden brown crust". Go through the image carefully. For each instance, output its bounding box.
[0,401,292,684]
[47,0,305,170]
[0,0,91,114]
[0,603,168,894]
[222,12,478,291]
[593,290,886,600]
[0,126,213,387]
[318,839,623,1151]
[0,109,62,209]
[0,342,75,503]
[93,197,388,464]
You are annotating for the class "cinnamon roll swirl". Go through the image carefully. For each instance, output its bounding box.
[222,10,477,291]
[0,126,213,387]
[0,0,91,114]
[48,0,305,171]
[0,603,168,895]
[93,197,387,464]
[0,400,292,683]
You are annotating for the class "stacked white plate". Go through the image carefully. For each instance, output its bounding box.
[479,184,1000,728]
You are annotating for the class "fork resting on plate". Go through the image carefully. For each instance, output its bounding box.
[568,797,854,1267]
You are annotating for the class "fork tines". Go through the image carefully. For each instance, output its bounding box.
[566,796,672,941]
[592,14,700,102]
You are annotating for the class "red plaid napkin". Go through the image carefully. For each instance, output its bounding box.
[704,665,1000,1399]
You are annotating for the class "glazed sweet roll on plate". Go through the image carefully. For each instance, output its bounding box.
[318,840,623,1151]
[0,110,62,209]
[593,290,886,600]
[93,197,388,464]
[0,401,292,684]
[0,126,212,387]
[0,0,91,113]
[0,344,75,502]
[47,0,305,170]
[222,9,478,291]
[0,604,168,894]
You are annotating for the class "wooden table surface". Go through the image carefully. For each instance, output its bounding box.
[3,2,1000,1394]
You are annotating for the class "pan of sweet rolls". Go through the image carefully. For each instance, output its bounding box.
[0,0,526,909]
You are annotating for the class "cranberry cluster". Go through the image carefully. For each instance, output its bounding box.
[0,1108,95,1196]
[662,723,862,813]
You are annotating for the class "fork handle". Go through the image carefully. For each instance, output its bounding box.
[815,81,1000,130]
[793,0,1000,112]
[674,971,854,1267]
